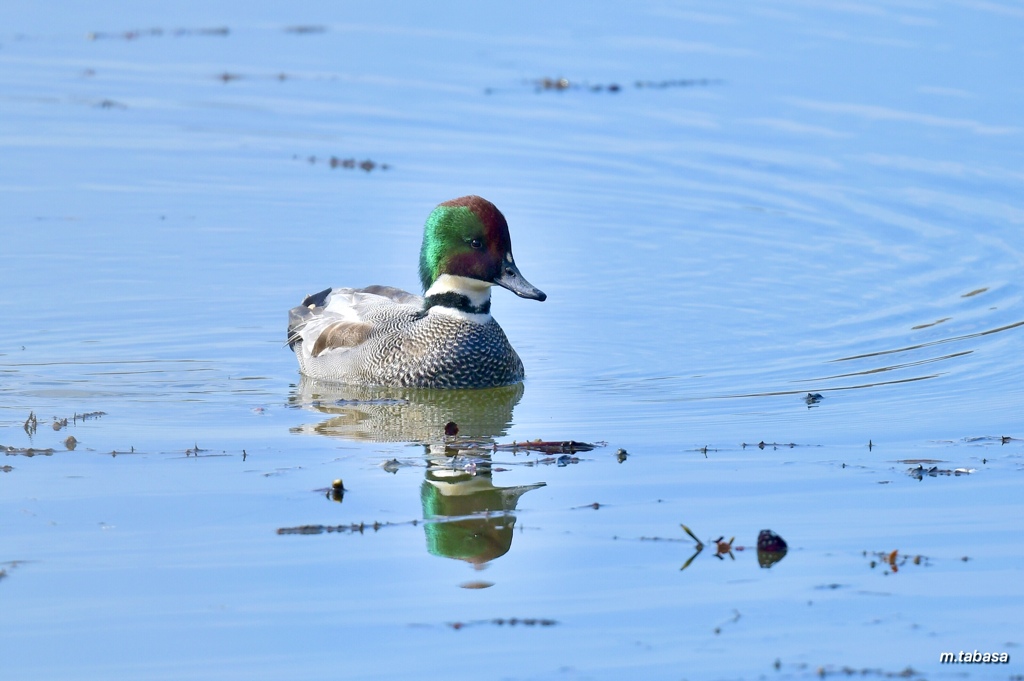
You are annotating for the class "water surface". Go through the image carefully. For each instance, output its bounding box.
[2,2,1023,679]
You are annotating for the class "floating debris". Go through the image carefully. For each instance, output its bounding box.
[681,524,704,548]
[757,529,787,553]
[299,155,391,172]
[757,529,788,568]
[695,445,713,457]
[0,560,29,581]
[805,392,823,406]
[864,549,930,574]
[284,25,327,34]
[316,479,346,503]
[492,439,597,454]
[64,436,78,451]
[963,434,1017,444]
[447,617,557,631]
[87,27,229,41]
[1,465,13,473]
[712,609,742,635]
[520,76,719,94]
[2,445,55,457]
[52,417,68,431]
[635,78,719,89]
[23,412,37,435]
[671,524,788,570]
[714,536,736,560]
[537,77,571,90]
[906,464,974,480]
[790,663,929,679]
[522,454,580,467]
[277,519,420,535]
[742,441,800,450]
[459,581,494,590]
[616,448,629,463]
[95,99,128,110]
[381,458,417,473]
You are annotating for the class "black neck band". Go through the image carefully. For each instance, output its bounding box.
[424,292,491,315]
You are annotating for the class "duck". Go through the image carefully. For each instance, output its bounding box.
[287,196,547,388]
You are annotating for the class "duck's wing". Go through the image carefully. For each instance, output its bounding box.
[357,285,422,305]
[287,286,423,358]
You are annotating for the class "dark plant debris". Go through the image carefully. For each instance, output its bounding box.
[438,424,603,456]
[742,441,801,450]
[300,155,391,172]
[521,77,720,94]
[812,664,922,679]
[712,609,742,635]
[694,444,718,457]
[3,445,55,457]
[665,524,788,570]
[492,439,596,454]
[87,27,229,41]
[757,529,788,553]
[0,560,29,582]
[11,411,104,455]
[963,434,1017,444]
[278,519,420,535]
[545,454,579,466]
[285,25,327,34]
[315,479,346,503]
[905,463,974,480]
[447,617,556,631]
[381,458,406,473]
[864,549,930,574]
[96,99,128,110]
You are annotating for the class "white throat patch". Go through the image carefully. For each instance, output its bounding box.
[425,274,493,309]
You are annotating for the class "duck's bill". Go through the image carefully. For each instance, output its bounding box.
[495,261,547,301]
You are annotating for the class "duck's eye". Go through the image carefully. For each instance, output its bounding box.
[470,238,483,249]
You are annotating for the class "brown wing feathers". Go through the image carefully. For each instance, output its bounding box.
[310,321,373,357]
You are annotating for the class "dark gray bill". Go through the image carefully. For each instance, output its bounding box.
[494,260,547,301]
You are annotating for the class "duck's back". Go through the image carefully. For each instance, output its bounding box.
[288,286,525,388]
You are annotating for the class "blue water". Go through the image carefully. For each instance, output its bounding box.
[2,2,1023,679]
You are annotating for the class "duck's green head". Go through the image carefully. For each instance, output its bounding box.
[418,196,546,301]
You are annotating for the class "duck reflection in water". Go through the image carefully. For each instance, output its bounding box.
[422,455,543,567]
[290,377,545,567]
